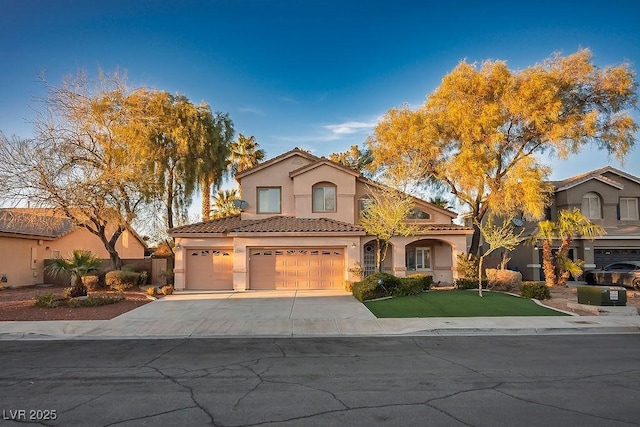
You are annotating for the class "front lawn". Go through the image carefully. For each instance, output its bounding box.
[364,290,569,317]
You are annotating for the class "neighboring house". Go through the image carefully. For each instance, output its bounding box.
[0,208,146,287]
[507,166,640,281]
[170,148,473,291]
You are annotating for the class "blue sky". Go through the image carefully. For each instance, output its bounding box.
[1,0,639,211]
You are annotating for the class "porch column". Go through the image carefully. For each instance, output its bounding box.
[392,240,406,277]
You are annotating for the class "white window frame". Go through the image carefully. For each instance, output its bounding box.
[312,184,336,213]
[257,187,281,214]
[620,197,639,220]
[581,192,602,219]
[406,246,432,271]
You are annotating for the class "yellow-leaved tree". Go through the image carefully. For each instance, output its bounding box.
[369,49,637,255]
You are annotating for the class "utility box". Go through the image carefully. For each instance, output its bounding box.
[577,286,627,306]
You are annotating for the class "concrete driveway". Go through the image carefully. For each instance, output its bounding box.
[85,290,380,337]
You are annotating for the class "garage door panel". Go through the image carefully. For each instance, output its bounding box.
[250,247,344,290]
[186,248,233,290]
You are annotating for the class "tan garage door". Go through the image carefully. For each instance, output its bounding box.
[186,248,233,290]
[249,248,344,290]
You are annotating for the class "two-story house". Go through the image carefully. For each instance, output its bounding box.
[508,166,640,281]
[170,148,473,291]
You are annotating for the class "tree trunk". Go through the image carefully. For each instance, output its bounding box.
[477,255,484,297]
[71,275,87,297]
[542,240,555,287]
[201,176,212,221]
[469,223,481,256]
[166,170,175,230]
[376,239,383,273]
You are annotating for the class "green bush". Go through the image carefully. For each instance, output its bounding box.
[455,278,488,290]
[520,282,551,300]
[34,292,59,308]
[67,294,124,307]
[105,270,141,293]
[393,277,424,297]
[352,272,401,302]
[405,273,433,290]
[138,271,149,286]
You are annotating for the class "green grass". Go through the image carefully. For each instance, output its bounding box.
[364,290,569,318]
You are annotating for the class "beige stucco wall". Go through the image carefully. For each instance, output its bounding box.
[292,164,357,223]
[0,236,43,287]
[0,228,144,287]
[239,154,313,220]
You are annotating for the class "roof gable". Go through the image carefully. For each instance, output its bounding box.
[235,148,320,180]
[289,158,360,179]
[553,166,637,192]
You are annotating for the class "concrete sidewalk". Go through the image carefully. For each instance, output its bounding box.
[1,290,639,340]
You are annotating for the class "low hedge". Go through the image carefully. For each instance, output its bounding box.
[352,273,432,301]
[405,273,433,290]
[105,270,141,292]
[455,278,489,290]
[520,281,551,300]
[352,272,401,302]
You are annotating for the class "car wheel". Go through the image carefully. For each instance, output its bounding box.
[634,279,640,291]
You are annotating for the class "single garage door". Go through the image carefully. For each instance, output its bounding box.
[186,248,233,290]
[249,248,344,290]
[594,248,640,268]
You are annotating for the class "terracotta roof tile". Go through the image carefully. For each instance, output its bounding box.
[415,224,474,233]
[231,216,365,233]
[169,215,250,234]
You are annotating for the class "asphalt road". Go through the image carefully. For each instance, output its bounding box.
[1,335,639,426]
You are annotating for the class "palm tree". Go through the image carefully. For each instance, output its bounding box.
[211,188,241,219]
[428,196,455,211]
[555,208,605,286]
[228,134,265,176]
[533,220,557,287]
[531,209,605,287]
[45,250,101,297]
[199,111,234,221]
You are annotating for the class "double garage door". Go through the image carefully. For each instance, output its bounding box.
[186,247,345,290]
[249,247,345,290]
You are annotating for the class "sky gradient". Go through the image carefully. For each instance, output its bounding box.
[1,0,639,211]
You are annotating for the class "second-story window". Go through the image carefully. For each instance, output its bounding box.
[313,183,336,212]
[581,192,602,219]
[620,197,639,220]
[407,209,431,220]
[257,187,281,213]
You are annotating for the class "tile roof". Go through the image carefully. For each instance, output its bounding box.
[551,166,640,191]
[231,216,365,233]
[0,209,75,238]
[170,215,472,236]
[169,215,248,234]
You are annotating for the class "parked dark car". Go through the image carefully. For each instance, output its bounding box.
[584,261,640,290]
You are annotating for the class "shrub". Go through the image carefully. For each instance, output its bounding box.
[138,271,149,286]
[67,294,124,307]
[105,270,141,293]
[393,277,424,297]
[455,278,488,290]
[34,292,59,308]
[520,282,551,300]
[486,269,522,291]
[352,272,401,302]
[161,285,174,295]
[82,275,100,291]
[405,273,433,290]
[456,253,479,279]
[146,286,157,296]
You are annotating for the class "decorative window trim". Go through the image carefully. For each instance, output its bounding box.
[581,192,602,220]
[257,187,281,214]
[312,182,337,213]
[620,197,639,220]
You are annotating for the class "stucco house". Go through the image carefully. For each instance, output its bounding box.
[0,208,146,287]
[507,166,640,281]
[170,148,473,291]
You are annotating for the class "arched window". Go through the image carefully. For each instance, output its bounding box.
[407,209,432,220]
[581,192,602,219]
[312,182,336,212]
